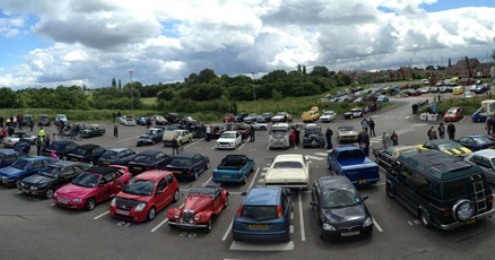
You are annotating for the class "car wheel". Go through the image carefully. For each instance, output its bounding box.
[45,188,55,199]
[385,183,395,199]
[205,219,212,233]
[420,209,432,228]
[223,196,229,209]
[173,190,180,202]
[86,198,96,211]
[193,171,199,180]
[147,207,156,221]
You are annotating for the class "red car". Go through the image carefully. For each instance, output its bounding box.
[53,165,131,210]
[109,170,180,222]
[444,107,462,122]
[223,113,235,122]
[167,183,228,232]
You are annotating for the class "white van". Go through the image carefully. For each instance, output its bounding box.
[269,123,290,149]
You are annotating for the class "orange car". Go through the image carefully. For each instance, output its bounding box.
[443,107,462,122]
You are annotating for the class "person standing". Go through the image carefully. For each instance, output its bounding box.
[113,124,118,138]
[447,122,456,140]
[249,125,255,142]
[390,131,399,146]
[359,130,370,156]
[290,128,297,148]
[325,128,333,149]
[369,118,376,137]
[438,123,445,139]
[172,136,180,155]
[382,132,389,148]
[38,126,45,142]
[29,119,34,132]
[35,138,43,156]
[361,118,369,134]
[44,134,51,148]
[486,117,493,136]
[205,125,211,142]
[294,125,301,147]
[427,126,434,140]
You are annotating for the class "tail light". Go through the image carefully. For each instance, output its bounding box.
[486,194,493,203]
[236,206,243,217]
[277,205,283,218]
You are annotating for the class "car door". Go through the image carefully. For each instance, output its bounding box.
[475,156,495,183]
[236,132,242,146]
[395,165,417,207]
[95,173,113,202]
[27,160,45,178]
[191,154,202,173]
[458,137,475,150]
[92,147,105,164]
[154,178,169,210]
[155,152,167,168]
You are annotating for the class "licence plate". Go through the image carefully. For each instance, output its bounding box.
[358,179,367,184]
[133,166,142,170]
[341,231,360,237]
[173,170,182,174]
[248,224,268,230]
[69,158,78,161]
[223,175,231,179]
[58,198,68,204]
[116,209,130,216]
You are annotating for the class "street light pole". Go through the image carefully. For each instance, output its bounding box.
[251,71,255,102]
[128,70,134,117]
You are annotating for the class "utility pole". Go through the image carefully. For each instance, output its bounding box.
[129,70,134,117]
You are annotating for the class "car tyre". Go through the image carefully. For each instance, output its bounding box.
[147,207,156,221]
[45,188,55,199]
[205,219,212,233]
[173,190,180,202]
[385,183,395,199]
[193,171,199,180]
[420,209,432,228]
[86,198,96,211]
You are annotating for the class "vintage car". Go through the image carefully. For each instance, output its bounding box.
[216,131,243,150]
[302,124,325,148]
[136,116,148,126]
[97,148,137,167]
[13,139,32,154]
[343,108,364,119]
[419,139,472,157]
[120,115,136,126]
[137,128,164,146]
[181,116,197,125]
[242,113,260,124]
[264,154,310,190]
[54,114,68,126]
[271,112,292,123]
[53,166,131,210]
[327,146,380,186]
[261,112,273,122]
[234,112,249,123]
[223,113,235,122]
[212,154,255,184]
[250,122,269,131]
[2,132,37,148]
[164,152,209,180]
[66,144,105,165]
[376,95,390,102]
[465,149,495,184]
[152,115,168,125]
[372,145,425,169]
[166,113,180,124]
[110,170,180,222]
[0,148,26,168]
[337,125,359,143]
[456,134,495,151]
[310,175,374,240]
[41,140,79,160]
[79,124,106,138]
[38,114,51,126]
[225,123,252,141]
[301,106,320,122]
[127,150,173,175]
[167,183,228,232]
[443,107,462,122]
[162,129,193,146]
[0,156,57,187]
[320,110,337,123]
[452,86,464,95]
[18,161,91,199]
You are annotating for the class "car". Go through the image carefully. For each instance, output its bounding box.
[261,112,273,122]
[223,113,235,122]
[328,146,380,186]
[343,107,363,119]
[97,148,137,167]
[337,125,359,143]
[54,114,68,126]
[386,150,494,230]
[127,150,173,175]
[110,170,180,222]
[41,140,79,159]
[302,124,325,148]
[168,183,228,232]
[464,90,474,98]
[420,139,472,157]
[301,106,320,122]
[465,149,495,184]
[452,86,464,95]
[376,95,389,102]
[264,154,310,190]
[53,166,131,210]
[152,115,168,125]
[79,124,105,138]
[443,107,462,122]
[164,152,209,180]
[232,186,292,242]
[250,122,269,131]
[181,116,197,125]
[310,175,373,240]
[162,129,193,146]
[136,116,147,126]
[234,112,249,123]
[120,115,136,126]
[38,114,51,126]
[216,131,243,150]
[13,139,32,154]
[320,110,337,123]
[242,113,259,124]
[372,145,425,169]
[136,128,164,146]
[472,84,488,94]
[0,156,57,187]
[18,161,91,199]
[212,154,255,184]
[271,112,292,123]
[165,113,180,124]
[66,144,106,165]
[2,132,37,148]
[456,134,495,151]
[226,123,252,141]
[0,148,26,168]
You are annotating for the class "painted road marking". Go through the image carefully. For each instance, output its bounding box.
[116,135,139,143]
[184,139,202,148]
[298,192,306,241]
[230,241,294,251]
[151,218,169,232]
[93,210,110,220]
[306,155,324,161]
[314,152,328,157]
[373,217,383,232]
[247,167,260,191]
[221,219,234,241]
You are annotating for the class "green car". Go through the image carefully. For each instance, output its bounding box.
[80,124,105,138]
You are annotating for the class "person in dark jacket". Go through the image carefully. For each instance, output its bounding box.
[172,136,180,155]
[358,130,370,156]
[325,128,333,149]
[249,125,255,142]
[447,122,456,140]
[368,118,376,137]
[438,123,445,139]
[294,126,301,146]
[390,131,399,145]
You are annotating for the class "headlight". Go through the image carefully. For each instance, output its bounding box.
[322,223,336,231]
[135,202,146,212]
[194,214,201,221]
[174,212,180,219]
[73,198,83,202]
[30,186,38,190]
[363,217,373,227]
[110,198,116,207]
[1,176,7,180]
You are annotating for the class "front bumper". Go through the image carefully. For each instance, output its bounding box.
[168,220,208,229]
[53,196,87,209]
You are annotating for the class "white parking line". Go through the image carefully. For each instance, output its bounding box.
[184,139,203,148]
[247,167,260,190]
[238,141,248,150]
[373,217,383,232]
[298,193,306,241]
[222,219,234,241]
[151,218,169,232]
[203,176,213,186]
[116,136,139,143]
[93,210,110,220]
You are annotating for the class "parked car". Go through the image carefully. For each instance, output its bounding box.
[265,154,310,190]
[127,150,173,175]
[181,116,197,125]
[136,116,147,126]
[166,113,180,124]
[216,131,243,150]
[232,186,292,242]
[38,114,51,126]
[301,106,320,122]
[0,156,57,187]
[234,112,249,123]
[53,166,131,210]
[13,139,32,154]
[66,144,105,165]
[223,113,235,122]
[97,148,137,167]
[18,161,91,199]
[250,122,269,131]
[2,132,37,148]
[162,129,193,146]
[376,95,389,102]
[327,146,380,186]
[320,110,337,123]
[302,124,325,148]
[0,148,27,168]
[137,128,164,146]
[310,175,373,240]
[343,107,363,119]
[261,112,273,122]
[271,112,292,123]
[168,183,228,232]
[212,154,255,184]
[120,115,136,126]
[444,107,462,122]
[456,134,495,151]
[337,126,358,143]
[465,149,495,184]
[452,86,464,95]
[420,139,472,157]
[79,124,105,138]
[41,140,79,159]
[372,145,425,169]
[152,115,168,125]
[165,152,209,180]
[110,170,180,222]
[54,114,68,126]
[242,113,259,124]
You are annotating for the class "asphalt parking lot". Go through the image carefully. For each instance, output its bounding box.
[2,94,495,260]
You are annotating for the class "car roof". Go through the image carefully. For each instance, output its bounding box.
[52,140,77,146]
[86,166,117,175]
[137,150,163,156]
[461,134,488,138]
[21,156,55,162]
[174,152,198,159]
[135,170,171,181]
[426,139,454,145]
[317,175,354,190]
[471,149,495,158]
[106,147,129,152]
[243,186,283,206]
[222,131,237,134]
[0,148,18,155]
[273,154,304,163]
[50,160,85,167]
[78,144,102,150]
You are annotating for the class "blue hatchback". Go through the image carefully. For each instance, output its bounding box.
[232,186,292,242]
[0,156,57,187]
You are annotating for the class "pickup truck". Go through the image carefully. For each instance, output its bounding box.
[212,154,255,184]
[327,146,379,186]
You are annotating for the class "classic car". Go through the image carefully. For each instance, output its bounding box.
[328,146,380,186]
[443,107,462,122]
[216,131,243,150]
[233,186,292,242]
[127,150,173,175]
[234,112,249,123]
[162,129,193,146]
[136,128,164,146]
[41,140,79,159]
[212,154,255,184]
[167,183,228,232]
[0,156,57,187]
[261,112,273,122]
[152,115,168,125]
[97,148,137,166]
[120,115,136,126]
[302,124,326,148]
[136,116,148,126]
[53,166,131,210]
[271,112,292,123]
[320,110,337,123]
[54,114,68,126]
[13,139,31,154]
[164,152,209,180]
[269,123,290,149]
[181,116,197,125]
[419,139,472,157]
[38,114,51,126]
[343,108,364,119]
[372,145,425,169]
[66,144,105,165]
[223,113,235,122]
[311,175,374,240]
[18,161,91,199]
[456,134,495,151]
[376,95,389,102]
[225,123,252,141]
[465,149,495,184]
[79,124,106,138]
[337,125,359,143]
[0,148,26,168]
[242,113,260,124]
[301,106,320,122]
[2,132,37,148]
[250,122,269,131]
[472,84,488,94]
[452,86,464,95]
[110,170,180,222]
[264,154,310,190]
[166,113,180,124]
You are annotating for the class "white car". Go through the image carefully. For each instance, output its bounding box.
[216,131,242,149]
[174,129,193,144]
[2,132,37,148]
[271,112,291,123]
[264,154,310,190]
[120,115,136,126]
[337,125,359,143]
[320,110,337,123]
[55,114,68,124]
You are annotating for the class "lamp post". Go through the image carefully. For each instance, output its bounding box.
[128,70,134,117]
[251,71,255,102]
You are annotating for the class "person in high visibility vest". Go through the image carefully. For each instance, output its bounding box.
[38,126,45,140]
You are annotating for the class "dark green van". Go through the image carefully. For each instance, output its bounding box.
[386,149,494,230]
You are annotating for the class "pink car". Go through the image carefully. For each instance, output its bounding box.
[53,165,131,211]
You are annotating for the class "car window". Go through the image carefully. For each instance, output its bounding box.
[414,174,431,200]
[157,179,167,191]
[241,206,278,220]
[31,161,43,169]
[443,180,469,200]
[61,166,74,177]
[399,165,415,184]
[166,174,174,184]
[101,173,113,184]
[273,161,303,169]
[321,189,360,208]
[480,157,492,168]
[93,147,104,155]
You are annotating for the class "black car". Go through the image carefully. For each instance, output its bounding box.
[261,112,273,122]
[137,128,164,146]
[302,124,325,148]
[41,140,79,159]
[164,152,210,180]
[235,112,249,123]
[38,114,51,126]
[127,150,173,175]
[66,144,106,165]
[0,148,25,168]
[181,116,197,125]
[166,113,180,124]
[97,148,137,167]
[13,139,32,154]
[18,161,90,199]
[311,175,373,240]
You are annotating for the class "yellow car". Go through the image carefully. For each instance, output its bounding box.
[417,139,471,157]
[301,106,320,122]
[452,86,464,95]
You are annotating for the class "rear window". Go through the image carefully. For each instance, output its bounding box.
[241,206,278,220]
[273,161,302,169]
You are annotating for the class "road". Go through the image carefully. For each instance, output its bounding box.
[0,93,494,260]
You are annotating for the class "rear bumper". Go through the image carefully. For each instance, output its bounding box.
[265,182,309,190]
[439,208,495,230]
[233,229,290,242]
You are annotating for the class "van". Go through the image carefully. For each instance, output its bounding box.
[471,99,495,122]
[269,123,290,149]
[386,150,494,230]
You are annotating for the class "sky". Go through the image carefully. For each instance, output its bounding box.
[0,0,494,89]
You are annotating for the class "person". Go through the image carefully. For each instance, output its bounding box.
[325,128,333,149]
[205,125,211,142]
[369,118,376,137]
[0,127,6,138]
[172,136,180,155]
[38,126,45,141]
[390,131,399,146]
[35,137,43,156]
[427,126,434,140]
[359,130,370,156]
[249,125,255,142]
[361,118,369,133]
[430,129,438,140]
[382,132,389,148]
[290,128,296,147]
[44,134,51,148]
[294,125,301,147]
[29,119,34,132]
[113,124,118,138]
[146,118,152,129]
[447,122,456,140]
[438,123,445,139]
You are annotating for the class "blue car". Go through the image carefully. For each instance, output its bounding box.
[0,156,57,187]
[164,152,210,180]
[471,109,488,123]
[127,150,173,175]
[136,116,147,126]
[42,140,79,159]
[233,186,292,242]
[212,154,255,184]
[376,95,390,102]
[456,134,495,151]
[97,148,137,167]
[0,148,25,168]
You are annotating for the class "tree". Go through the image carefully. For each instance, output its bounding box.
[118,79,121,90]
[448,58,452,68]
[112,78,116,88]
[309,66,330,77]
